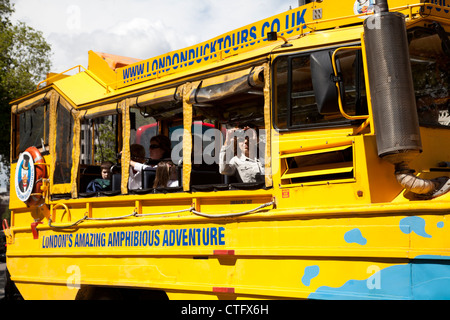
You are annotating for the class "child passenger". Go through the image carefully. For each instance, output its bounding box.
[86,161,113,192]
[153,161,179,188]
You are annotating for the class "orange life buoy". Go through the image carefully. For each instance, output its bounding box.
[25,146,47,206]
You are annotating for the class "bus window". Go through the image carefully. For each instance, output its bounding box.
[334,49,368,117]
[273,48,367,130]
[54,103,74,185]
[14,103,50,159]
[409,27,450,127]
[129,107,180,192]
[169,121,216,165]
[192,81,266,189]
[80,115,120,165]
[130,110,158,160]
[78,114,120,194]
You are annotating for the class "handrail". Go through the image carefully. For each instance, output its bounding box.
[51,203,71,223]
[36,65,87,90]
[332,46,370,121]
[46,202,275,229]
[36,65,112,93]
[191,201,274,218]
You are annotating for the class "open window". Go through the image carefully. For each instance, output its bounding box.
[189,66,267,191]
[79,113,121,195]
[408,26,450,127]
[126,88,184,194]
[122,65,270,194]
[80,115,120,165]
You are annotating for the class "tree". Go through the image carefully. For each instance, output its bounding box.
[95,119,117,164]
[0,0,51,222]
[0,0,52,164]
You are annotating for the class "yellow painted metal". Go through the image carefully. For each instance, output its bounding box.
[120,99,131,195]
[54,71,108,106]
[36,65,86,90]
[182,83,193,192]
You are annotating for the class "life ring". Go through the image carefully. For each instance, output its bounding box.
[14,147,47,206]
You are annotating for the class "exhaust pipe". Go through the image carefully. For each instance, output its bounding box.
[364,0,450,197]
[395,163,439,195]
[375,0,389,13]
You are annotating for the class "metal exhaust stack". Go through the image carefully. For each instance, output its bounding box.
[374,0,389,13]
[364,0,450,197]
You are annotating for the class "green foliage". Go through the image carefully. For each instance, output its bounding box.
[95,120,117,164]
[0,0,52,164]
[1,207,10,223]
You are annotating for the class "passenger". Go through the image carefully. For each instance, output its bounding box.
[219,125,264,183]
[148,134,172,165]
[153,161,179,188]
[128,134,172,189]
[86,161,113,192]
[128,144,152,190]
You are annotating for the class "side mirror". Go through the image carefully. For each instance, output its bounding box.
[267,32,278,41]
[310,50,340,115]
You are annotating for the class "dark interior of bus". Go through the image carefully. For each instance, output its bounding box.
[75,68,267,198]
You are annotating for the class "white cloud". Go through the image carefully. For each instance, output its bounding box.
[11,0,297,73]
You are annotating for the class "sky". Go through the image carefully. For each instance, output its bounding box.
[10,0,298,74]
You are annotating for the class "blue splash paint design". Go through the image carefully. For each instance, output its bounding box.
[302,265,320,287]
[400,216,432,238]
[344,228,367,246]
[308,256,450,300]
[437,221,444,229]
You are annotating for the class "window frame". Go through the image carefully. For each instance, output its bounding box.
[272,43,365,132]
[53,101,75,186]
[408,26,450,129]
[12,102,51,162]
[80,114,121,166]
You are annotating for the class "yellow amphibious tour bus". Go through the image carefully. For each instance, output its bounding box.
[4,0,450,300]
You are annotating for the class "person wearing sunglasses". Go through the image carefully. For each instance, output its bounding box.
[128,135,172,190]
[148,135,172,164]
[219,125,264,183]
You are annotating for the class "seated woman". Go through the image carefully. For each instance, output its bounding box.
[147,134,172,166]
[128,144,152,190]
[219,125,264,183]
[128,135,172,190]
[153,161,179,188]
